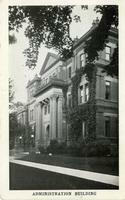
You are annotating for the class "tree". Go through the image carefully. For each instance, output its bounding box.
[84,6,118,77]
[9,78,14,103]
[9,112,18,149]
[9,78,15,111]
[9,5,118,76]
[9,112,34,150]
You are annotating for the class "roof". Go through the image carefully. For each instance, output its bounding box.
[39,52,60,75]
[73,25,118,50]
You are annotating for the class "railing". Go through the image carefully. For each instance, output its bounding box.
[34,77,67,97]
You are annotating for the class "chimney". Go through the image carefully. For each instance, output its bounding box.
[92,17,99,27]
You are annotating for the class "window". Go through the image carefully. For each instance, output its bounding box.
[68,94,72,108]
[80,53,85,67]
[82,121,88,138]
[105,81,111,100]
[68,67,71,78]
[105,46,111,61]
[85,83,89,102]
[79,83,89,103]
[105,117,110,137]
[30,109,34,121]
[80,85,84,103]
[44,106,47,115]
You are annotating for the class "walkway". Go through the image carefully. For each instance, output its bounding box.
[10,157,118,186]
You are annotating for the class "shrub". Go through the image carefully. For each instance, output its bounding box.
[67,140,86,156]
[82,140,111,157]
[46,139,67,154]
[110,144,118,157]
[9,138,15,150]
[38,146,47,154]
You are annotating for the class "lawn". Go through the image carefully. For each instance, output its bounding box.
[19,153,118,176]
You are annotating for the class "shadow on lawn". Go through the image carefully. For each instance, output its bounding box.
[19,153,118,176]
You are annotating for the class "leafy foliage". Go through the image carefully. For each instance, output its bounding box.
[9,78,14,103]
[9,34,17,44]
[84,5,118,76]
[9,5,118,75]
[9,111,34,149]
[9,112,18,149]
[67,66,96,142]
[9,78,15,112]
[85,6,118,62]
[9,6,73,68]
[104,45,118,76]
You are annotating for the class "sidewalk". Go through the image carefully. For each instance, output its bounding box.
[9,157,118,186]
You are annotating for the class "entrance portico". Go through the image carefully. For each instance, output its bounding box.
[34,86,64,149]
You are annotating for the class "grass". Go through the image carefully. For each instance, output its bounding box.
[19,153,118,176]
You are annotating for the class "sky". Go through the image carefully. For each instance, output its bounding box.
[9,5,101,103]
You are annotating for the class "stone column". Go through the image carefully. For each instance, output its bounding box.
[57,95,63,142]
[35,102,42,149]
[50,97,53,140]
[50,94,58,140]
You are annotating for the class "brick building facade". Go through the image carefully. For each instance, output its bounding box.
[25,24,118,149]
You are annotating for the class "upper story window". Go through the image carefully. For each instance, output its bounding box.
[105,46,111,61]
[68,67,71,78]
[80,85,84,103]
[85,83,89,102]
[79,83,89,104]
[105,81,111,100]
[80,53,86,67]
[30,109,34,121]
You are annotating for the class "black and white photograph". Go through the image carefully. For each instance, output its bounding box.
[1,1,125,199]
[8,4,119,191]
